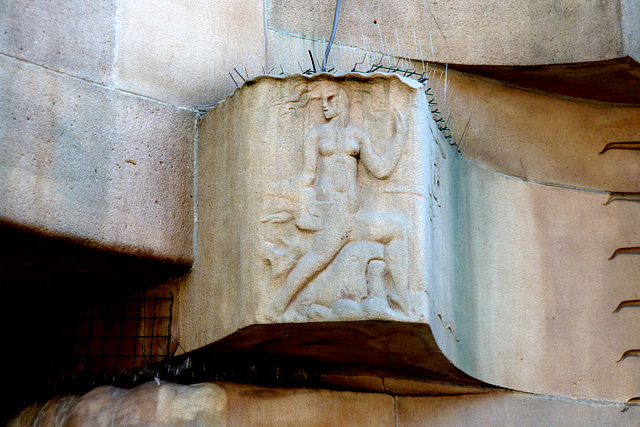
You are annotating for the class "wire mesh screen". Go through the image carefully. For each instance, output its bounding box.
[54,291,176,378]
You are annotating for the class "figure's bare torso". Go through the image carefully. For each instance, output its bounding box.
[313,123,363,215]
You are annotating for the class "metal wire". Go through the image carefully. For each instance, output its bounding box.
[322,0,342,72]
[51,291,175,377]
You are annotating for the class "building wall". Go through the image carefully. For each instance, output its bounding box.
[2,0,640,423]
[3,1,638,263]
[1,0,265,263]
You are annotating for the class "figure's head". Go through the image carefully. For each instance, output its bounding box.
[317,83,349,121]
[280,80,350,122]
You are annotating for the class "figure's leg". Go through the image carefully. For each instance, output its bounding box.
[268,227,349,317]
[354,211,411,315]
[361,259,400,320]
[366,260,387,299]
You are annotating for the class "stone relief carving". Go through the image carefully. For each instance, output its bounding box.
[261,81,412,322]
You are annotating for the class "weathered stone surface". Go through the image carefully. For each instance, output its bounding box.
[179,71,640,403]
[8,403,43,427]
[185,321,489,389]
[11,381,395,426]
[435,69,640,192]
[266,2,640,105]
[397,392,639,426]
[268,0,634,67]
[115,0,265,106]
[221,383,395,426]
[318,375,491,396]
[429,128,640,402]
[3,0,639,416]
[12,382,639,426]
[622,0,640,60]
[25,382,226,426]
[32,395,81,427]
[0,0,115,85]
[182,73,432,350]
[445,58,640,105]
[176,72,495,393]
[0,55,195,265]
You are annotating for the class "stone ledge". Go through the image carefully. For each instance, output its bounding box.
[445,57,640,106]
[10,381,397,427]
[397,393,639,426]
[0,55,195,266]
[182,321,491,389]
[435,70,640,192]
[430,138,640,403]
[10,381,638,426]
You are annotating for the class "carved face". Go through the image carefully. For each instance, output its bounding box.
[319,85,348,121]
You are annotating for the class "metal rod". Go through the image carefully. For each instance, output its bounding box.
[309,50,317,73]
[116,299,127,373]
[613,300,640,313]
[85,306,94,368]
[229,73,238,87]
[608,247,640,260]
[58,335,169,340]
[149,293,158,364]
[166,292,174,357]
[69,316,172,321]
[101,302,109,373]
[599,141,640,154]
[322,0,342,71]
[603,192,640,206]
[234,68,245,81]
[133,292,142,368]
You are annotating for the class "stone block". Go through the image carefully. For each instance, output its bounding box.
[114,0,265,107]
[397,393,639,426]
[182,71,640,402]
[11,381,396,426]
[0,55,194,265]
[0,0,115,85]
[176,72,491,390]
[622,0,640,60]
[268,0,632,67]
[187,73,432,347]
[318,374,490,396]
[221,383,395,426]
[429,133,640,403]
[266,4,640,106]
[436,70,640,192]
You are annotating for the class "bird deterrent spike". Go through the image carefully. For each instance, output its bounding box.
[429,31,435,61]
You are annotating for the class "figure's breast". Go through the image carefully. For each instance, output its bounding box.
[318,138,336,156]
[344,137,360,156]
[318,137,359,157]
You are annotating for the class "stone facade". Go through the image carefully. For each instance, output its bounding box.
[3,0,640,424]
[12,382,639,427]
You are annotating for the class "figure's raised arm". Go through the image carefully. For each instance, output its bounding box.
[358,107,407,179]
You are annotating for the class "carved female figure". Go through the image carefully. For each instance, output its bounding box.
[266,81,410,319]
